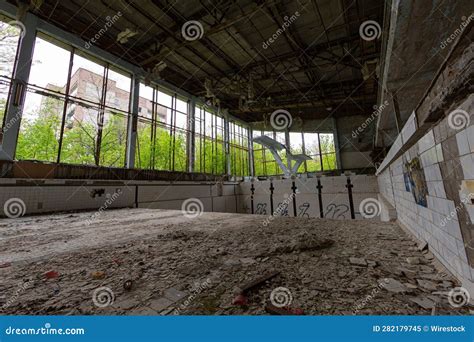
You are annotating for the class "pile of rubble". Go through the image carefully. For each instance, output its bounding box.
[0,209,470,315]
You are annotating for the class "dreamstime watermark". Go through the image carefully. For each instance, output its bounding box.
[7,20,26,39]
[353,278,389,314]
[270,109,292,130]
[86,189,122,225]
[181,21,204,41]
[270,287,293,308]
[448,287,471,308]
[5,323,85,336]
[173,278,212,315]
[440,14,474,49]
[84,12,123,49]
[440,193,474,227]
[181,198,204,218]
[2,109,22,134]
[359,20,381,41]
[92,286,115,308]
[3,197,26,218]
[359,198,381,219]
[352,100,389,138]
[1,280,32,311]
[447,108,470,131]
[262,193,295,226]
[262,11,301,49]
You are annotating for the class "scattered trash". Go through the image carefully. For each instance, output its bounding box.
[91,271,106,280]
[44,270,59,279]
[123,280,133,291]
[232,294,248,306]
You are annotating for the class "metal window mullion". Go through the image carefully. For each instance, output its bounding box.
[125,75,139,168]
[94,64,108,166]
[318,133,323,171]
[56,48,75,163]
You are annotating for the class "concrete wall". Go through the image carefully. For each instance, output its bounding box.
[336,115,375,169]
[236,174,379,220]
[0,175,379,221]
[378,96,474,287]
[0,180,238,217]
[376,28,474,289]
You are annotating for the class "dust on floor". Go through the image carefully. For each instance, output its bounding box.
[0,208,469,315]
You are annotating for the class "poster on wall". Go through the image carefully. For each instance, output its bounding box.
[403,162,411,192]
[406,157,428,207]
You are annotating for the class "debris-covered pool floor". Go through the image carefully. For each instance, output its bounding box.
[0,208,469,315]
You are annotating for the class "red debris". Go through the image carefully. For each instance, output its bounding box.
[44,270,59,279]
[0,262,11,268]
[232,294,248,306]
[286,307,305,315]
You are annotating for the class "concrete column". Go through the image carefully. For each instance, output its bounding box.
[0,14,37,160]
[125,76,140,168]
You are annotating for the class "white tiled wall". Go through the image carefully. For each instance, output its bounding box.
[237,175,379,220]
[377,120,474,286]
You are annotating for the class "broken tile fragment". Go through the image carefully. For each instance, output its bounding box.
[163,288,187,303]
[406,257,420,265]
[416,279,438,291]
[149,297,173,312]
[382,278,407,293]
[410,296,436,309]
[349,257,367,266]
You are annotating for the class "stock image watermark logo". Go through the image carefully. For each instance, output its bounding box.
[352,278,389,314]
[440,14,474,49]
[359,20,381,41]
[262,193,295,226]
[359,198,381,219]
[440,193,473,227]
[352,100,389,138]
[270,109,292,130]
[84,12,123,49]
[270,287,293,308]
[7,20,26,39]
[86,189,122,225]
[181,21,204,41]
[3,198,26,218]
[2,109,22,134]
[181,198,204,218]
[448,287,470,308]
[447,108,470,131]
[262,11,300,49]
[1,280,32,311]
[92,286,115,308]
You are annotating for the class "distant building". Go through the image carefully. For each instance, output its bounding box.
[42,68,166,128]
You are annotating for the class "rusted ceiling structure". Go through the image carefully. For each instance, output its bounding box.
[10,0,384,122]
